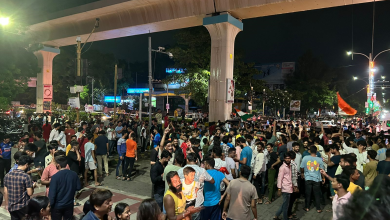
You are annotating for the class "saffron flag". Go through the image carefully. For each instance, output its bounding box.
[337,92,357,116]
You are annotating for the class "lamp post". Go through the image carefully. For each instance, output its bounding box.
[148,36,173,127]
[347,49,390,113]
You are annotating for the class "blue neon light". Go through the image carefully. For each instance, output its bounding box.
[104,96,121,103]
[166,68,185,74]
[127,88,150,94]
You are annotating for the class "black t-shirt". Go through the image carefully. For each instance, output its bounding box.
[278,145,287,161]
[67,151,79,174]
[150,148,159,166]
[94,135,108,155]
[267,152,279,169]
[377,161,390,175]
[327,155,341,177]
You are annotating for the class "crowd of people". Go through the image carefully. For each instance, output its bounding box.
[0,111,389,220]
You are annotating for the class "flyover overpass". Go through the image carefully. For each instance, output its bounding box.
[30,0,378,121]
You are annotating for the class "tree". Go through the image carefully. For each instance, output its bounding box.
[285,51,337,114]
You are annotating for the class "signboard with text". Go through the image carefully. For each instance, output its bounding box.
[226,79,235,103]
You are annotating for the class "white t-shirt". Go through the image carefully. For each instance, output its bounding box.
[225,157,236,181]
[181,179,200,203]
[214,158,226,170]
[107,128,114,140]
[84,142,95,162]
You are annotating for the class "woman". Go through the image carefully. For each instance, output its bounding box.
[115,203,131,220]
[137,199,161,220]
[25,196,51,220]
[42,121,52,143]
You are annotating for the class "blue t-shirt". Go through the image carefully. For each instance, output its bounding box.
[302,150,321,158]
[153,133,161,148]
[204,169,225,207]
[227,143,234,148]
[115,126,123,138]
[0,142,13,159]
[300,155,324,182]
[240,146,252,168]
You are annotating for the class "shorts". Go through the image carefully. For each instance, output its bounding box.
[85,162,97,170]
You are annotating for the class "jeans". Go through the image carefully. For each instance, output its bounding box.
[116,155,125,176]
[275,192,291,220]
[108,140,116,155]
[140,137,146,152]
[51,206,74,220]
[10,206,27,220]
[304,180,322,210]
[96,154,109,176]
[124,157,135,178]
[154,193,164,211]
[0,158,11,186]
[200,204,221,220]
[287,191,300,216]
[253,172,266,198]
[268,168,277,201]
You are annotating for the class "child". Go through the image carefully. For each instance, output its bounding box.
[181,167,199,208]
[115,203,131,220]
[84,133,101,187]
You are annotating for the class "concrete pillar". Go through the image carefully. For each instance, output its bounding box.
[203,13,243,122]
[34,46,60,113]
[185,98,189,114]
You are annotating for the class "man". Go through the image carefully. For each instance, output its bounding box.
[64,121,75,145]
[116,130,128,179]
[49,155,82,219]
[0,135,14,187]
[234,137,253,169]
[140,121,147,152]
[150,150,172,210]
[225,148,237,181]
[300,146,324,213]
[33,132,47,169]
[330,174,351,220]
[124,133,137,181]
[325,145,341,198]
[163,152,185,194]
[164,171,200,220]
[178,153,214,212]
[49,123,61,142]
[265,143,281,204]
[106,123,116,156]
[201,158,229,220]
[84,134,100,187]
[65,135,77,156]
[83,189,113,220]
[377,149,390,175]
[212,147,226,173]
[354,131,365,143]
[4,155,36,220]
[181,109,186,120]
[115,121,124,140]
[95,130,109,178]
[45,144,58,167]
[155,109,163,132]
[341,165,362,194]
[274,153,294,220]
[222,165,257,220]
[342,140,368,172]
[152,127,161,149]
[253,142,266,203]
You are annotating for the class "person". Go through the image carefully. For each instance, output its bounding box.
[42,120,52,143]
[116,130,128,180]
[67,141,81,174]
[341,165,362,194]
[252,142,266,204]
[0,135,14,187]
[32,132,47,169]
[124,133,138,181]
[49,155,81,220]
[201,158,229,220]
[300,146,324,213]
[64,121,75,146]
[150,150,172,210]
[164,171,199,220]
[107,123,116,156]
[338,175,390,220]
[56,126,67,151]
[152,127,161,149]
[330,174,352,220]
[10,151,27,172]
[274,153,294,220]
[174,109,178,121]
[325,145,341,197]
[83,189,113,220]
[4,155,36,220]
[115,122,125,140]
[84,134,101,187]
[115,202,131,220]
[181,109,185,121]
[377,149,390,175]
[163,152,185,194]
[95,130,109,178]
[41,150,71,197]
[235,137,253,169]
[137,199,162,220]
[181,167,200,208]
[25,196,51,220]
[45,144,58,168]
[225,147,237,181]
[364,150,378,187]
[155,109,163,132]
[222,165,258,220]
[265,143,281,204]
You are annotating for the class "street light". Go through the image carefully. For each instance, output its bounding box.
[0,17,9,26]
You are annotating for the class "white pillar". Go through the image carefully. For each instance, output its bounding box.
[34,46,60,113]
[204,14,243,122]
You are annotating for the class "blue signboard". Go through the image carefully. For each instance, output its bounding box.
[127,88,150,94]
[166,68,185,74]
[104,96,121,103]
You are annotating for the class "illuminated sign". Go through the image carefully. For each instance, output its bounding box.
[166,68,185,74]
[127,88,150,94]
[104,96,121,103]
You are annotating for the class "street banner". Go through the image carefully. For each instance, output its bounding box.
[43,85,53,99]
[226,79,235,103]
[68,97,80,108]
[290,100,301,111]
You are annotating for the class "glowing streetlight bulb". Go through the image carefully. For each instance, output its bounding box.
[0,17,9,26]
[353,76,358,80]
[347,51,352,55]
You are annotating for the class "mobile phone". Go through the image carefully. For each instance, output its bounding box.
[328,140,333,144]
[386,139,389,145]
